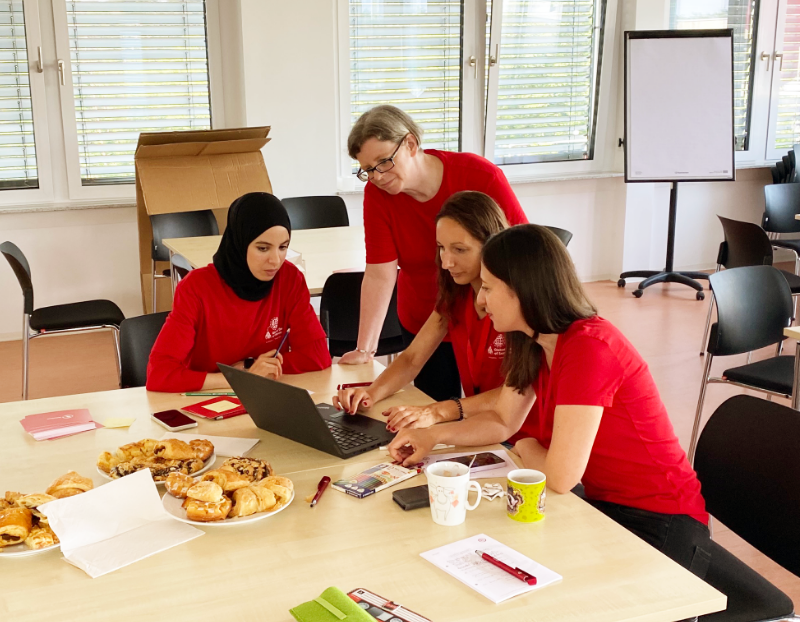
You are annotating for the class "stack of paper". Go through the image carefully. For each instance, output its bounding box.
[20,409,101,441]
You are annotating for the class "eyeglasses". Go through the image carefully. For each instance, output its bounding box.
[355,137,407,182]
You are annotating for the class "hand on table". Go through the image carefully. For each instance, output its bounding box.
[333,388,374,414]
[387,427,438,467]
[337,350,373,365]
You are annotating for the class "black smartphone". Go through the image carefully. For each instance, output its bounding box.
[392,484,430,511]
[151,409,198,432]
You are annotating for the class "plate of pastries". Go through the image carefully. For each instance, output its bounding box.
[161,456,294,525]
[97,438,216,483]
[0,471,93,557]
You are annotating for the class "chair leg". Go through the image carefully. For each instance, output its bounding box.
[688,354,714,465]
[699,291,715,356]
[152,259,157,314]
[22,314,30,401]
[111,328,122,388]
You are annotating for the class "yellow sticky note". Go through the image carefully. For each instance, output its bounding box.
[100,417,136,429]
[204,399,239,414]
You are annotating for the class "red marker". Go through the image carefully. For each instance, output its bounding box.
[310,476,331,507]
[475,550,537,585]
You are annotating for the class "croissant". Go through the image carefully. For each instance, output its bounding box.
[186,481,224,503]
[24,524,58,550]
[250,486,277,513]
[262,483,291,509]
[96,452,119,474]
[46,471,93,499]
[115,441,146,462]
[165,473,195,499]
[182,497,232,522]
[0,500,11,511]
[0,508,32,547]
[228,487,260,518]
[153,439,195,461]
[15,493,56,522]
[221,457,272,482]
[201,469,250,493]
[260,475,294,492]
[190,439,214,462]
[5,491,22,504]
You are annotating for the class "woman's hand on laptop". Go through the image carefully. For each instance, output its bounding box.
[333,388,373,414]
[383,403,451,432]
[248,350,283,380]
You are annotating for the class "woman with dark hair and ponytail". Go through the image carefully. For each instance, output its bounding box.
[388,224,710,576]
[147,193,331,393]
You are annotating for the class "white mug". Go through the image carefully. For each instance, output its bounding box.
[425,461,482,526]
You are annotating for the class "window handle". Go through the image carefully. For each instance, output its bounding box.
[468,55,477,79]
[761,51,770,71]
[57,59,65,86]
[489,44,498,67]
[36,46,43,73]
[774,51,784,72]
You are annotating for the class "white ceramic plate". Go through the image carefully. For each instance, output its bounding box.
[0,542,60,558]
[161,489,294,526]
[97,452,216,485]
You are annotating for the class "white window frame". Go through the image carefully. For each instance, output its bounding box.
[0,0,225,210]
[335,0,621,191]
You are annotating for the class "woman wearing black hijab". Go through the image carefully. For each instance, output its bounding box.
[147,193,331,392]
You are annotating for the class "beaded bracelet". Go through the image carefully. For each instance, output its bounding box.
[355,347,377,356]
[451,397,465,421]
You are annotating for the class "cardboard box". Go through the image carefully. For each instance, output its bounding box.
[135,127,272,312]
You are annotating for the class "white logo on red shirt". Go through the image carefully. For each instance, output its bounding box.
[265,317,282,341]
[487,334,506,359]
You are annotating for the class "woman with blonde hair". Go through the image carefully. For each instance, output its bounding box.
[340,105,527,401]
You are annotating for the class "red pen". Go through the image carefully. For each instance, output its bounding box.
[475,550,537,585]
[310,476,331,507]
[336,382,372,390]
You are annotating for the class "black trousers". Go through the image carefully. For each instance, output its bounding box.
[400,324,462,402]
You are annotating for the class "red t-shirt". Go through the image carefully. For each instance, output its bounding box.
[448,291,505,396]
[364,150,527,334]
[514,316,708,523]
[146,261,331,392]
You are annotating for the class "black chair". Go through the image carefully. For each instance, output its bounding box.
[150,210,219,312]
[763,184,800,277]
[319,271,404,358]
[544,226,573,247]
[699,216,800,354]
[0,241,125,400]
[690,265,795,463]
[694,394,798,620]
[771,166,782,185]
[281,196,350,231]
[119,312,169,388]
[782,155,793,183]
[776,160,787,184]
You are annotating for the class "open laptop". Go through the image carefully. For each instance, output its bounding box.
[218,363,395,459]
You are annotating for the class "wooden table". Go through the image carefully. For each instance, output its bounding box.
[0,364,726,621]
[163,226,367,295]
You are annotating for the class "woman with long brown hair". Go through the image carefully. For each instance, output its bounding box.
[388,224,710,576]
[334,191,510,427]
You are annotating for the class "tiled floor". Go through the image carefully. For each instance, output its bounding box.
[1,277,798,609]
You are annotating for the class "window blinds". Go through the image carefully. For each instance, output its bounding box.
[0,1,37,189]
[65,0,211,185]
[670,0,758,151]
[349,0,461,158]
[774,0,800,151]
[490,0,605,165]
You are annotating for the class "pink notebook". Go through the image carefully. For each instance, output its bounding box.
[21,408,100,441]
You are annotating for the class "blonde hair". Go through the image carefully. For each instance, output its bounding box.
[347,105,423,159]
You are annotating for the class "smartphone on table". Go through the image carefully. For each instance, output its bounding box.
[151,409,198,432]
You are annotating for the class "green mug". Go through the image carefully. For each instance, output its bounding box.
[507,469,546,523]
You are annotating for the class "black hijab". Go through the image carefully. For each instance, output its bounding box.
[213,192,292,301]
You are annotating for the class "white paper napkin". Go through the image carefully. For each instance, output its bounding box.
[39,470,203,578]
[157,432,259,457]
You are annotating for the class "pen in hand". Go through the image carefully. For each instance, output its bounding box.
[274,329,290,357]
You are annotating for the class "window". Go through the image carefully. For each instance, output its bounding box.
[343,0,609,173]
[669,0,759,151]
[348,0,462,154]
[772,0,800,151]
[0,0,37,189]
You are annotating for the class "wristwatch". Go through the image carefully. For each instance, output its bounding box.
[243,357,255,370]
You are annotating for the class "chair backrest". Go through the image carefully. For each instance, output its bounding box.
[716,216,773,269]
[707,265,793,356]
[782,155,793,182]
[763,183,800,233]
[544,226,573,247]
[281,196,350,231]
[695,394,800,577]
[319,271,401,343]
[776,160,787,182]
[150,210,219,262]
[119,312,169,388]
[0,241,34,314]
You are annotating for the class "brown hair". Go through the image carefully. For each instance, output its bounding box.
[481,225,597,392]
[434,192,508,323]
[347,105,423,159]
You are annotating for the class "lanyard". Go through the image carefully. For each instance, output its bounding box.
[463,296,493,394]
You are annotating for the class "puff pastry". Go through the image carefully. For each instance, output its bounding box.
[24,524,58,550]
[96,451,119,474]
[15,493,56,522]
[250,486,277,513]
[228,487,260,518]
[0,508,32,547]
[186,481,224,503]
[46,471,93,499]
[221,457,272,482]
[165,473,194,499]
[201,469,250,493]
[260,475,294,492]
[153,439,195,461]
[190,439,214,462]
[182,496,232,522]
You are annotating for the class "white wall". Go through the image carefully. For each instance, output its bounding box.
[0,0,777,341]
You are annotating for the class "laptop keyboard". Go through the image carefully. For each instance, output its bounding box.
[326,421,379,452]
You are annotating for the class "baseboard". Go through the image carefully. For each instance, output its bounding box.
[0,332,19,343]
